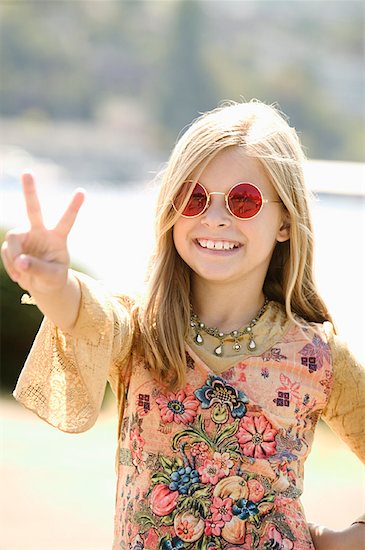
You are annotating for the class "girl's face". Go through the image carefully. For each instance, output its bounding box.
[172,147,289,293]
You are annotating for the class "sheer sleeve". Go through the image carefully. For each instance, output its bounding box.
[321,322,365,463]
[13,271,132,433]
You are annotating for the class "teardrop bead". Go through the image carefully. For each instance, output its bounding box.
[195,333,204,345]
[248,338,257,351]
[233,342,241,352]
[214,345,223,356]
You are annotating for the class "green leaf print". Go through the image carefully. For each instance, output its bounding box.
[134,510,158,531]
[213,535,223,549]
[151,471,171,485]
[189,484,211,499]
[159,455,175,474]
[214,418,240,450]
[195,534,212,550]
[159,513,175,526]
[172,415,212,451]
[178,489,211,518]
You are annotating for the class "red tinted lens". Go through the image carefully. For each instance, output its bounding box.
[174,182,207,217]
[228,183,263,219]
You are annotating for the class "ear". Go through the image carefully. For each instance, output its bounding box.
[276,211,290,242]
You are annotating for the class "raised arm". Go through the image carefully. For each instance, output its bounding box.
[1,173,85,331]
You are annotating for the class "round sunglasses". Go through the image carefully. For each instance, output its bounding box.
[172,181,281,220]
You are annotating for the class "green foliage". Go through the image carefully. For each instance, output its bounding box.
[0,228,115,408]
[0,228,86,396]
[0,238,43,394]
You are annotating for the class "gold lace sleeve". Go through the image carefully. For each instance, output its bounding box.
[13,271,132,433]
[321,322,365,463]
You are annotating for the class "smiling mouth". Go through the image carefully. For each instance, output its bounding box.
[196,239,241,250]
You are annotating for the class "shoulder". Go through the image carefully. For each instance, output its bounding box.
[290,312,363,372]
[319,321,364,377]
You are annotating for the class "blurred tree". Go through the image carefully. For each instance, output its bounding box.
[0,2,95,119]
[154,0,220,144]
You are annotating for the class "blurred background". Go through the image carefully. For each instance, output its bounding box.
[0,1,364,549]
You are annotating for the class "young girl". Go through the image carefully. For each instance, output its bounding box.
[2,100,364,550]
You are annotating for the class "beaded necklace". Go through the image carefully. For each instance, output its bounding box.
[190,298,269,356]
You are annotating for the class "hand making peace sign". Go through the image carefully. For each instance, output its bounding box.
[1,173,85,297]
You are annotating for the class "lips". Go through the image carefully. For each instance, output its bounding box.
[196,239,241,250]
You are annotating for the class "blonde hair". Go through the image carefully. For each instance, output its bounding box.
[124,99,333,389]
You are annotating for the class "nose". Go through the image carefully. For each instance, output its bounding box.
[200,193,231,228]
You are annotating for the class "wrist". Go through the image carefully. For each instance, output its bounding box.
[27,270,82,332]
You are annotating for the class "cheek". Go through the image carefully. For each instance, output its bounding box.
[172,219,189,257]
[242,214,282,248]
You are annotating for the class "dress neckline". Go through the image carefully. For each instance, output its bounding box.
[186,301,292,375]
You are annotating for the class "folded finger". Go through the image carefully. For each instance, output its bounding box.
[1,241,20,281]
[21,172,44,228]
[54,188,85,237]
[5,230,25,262]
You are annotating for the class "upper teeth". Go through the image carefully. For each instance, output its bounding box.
[197,239,238,250]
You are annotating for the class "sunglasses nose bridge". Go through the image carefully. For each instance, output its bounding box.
[201,191,231,223]
[206,191,227,212]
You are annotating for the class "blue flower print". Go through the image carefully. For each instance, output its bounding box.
[195,374,248,423]
[160,535,186,550]
[232,498,259,520]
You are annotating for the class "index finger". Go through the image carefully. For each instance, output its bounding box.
[21,172,44,228]
[54,188,85,237]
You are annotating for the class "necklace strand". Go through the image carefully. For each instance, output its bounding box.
[190,298,269,357]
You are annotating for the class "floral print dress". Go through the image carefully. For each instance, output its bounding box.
[114,320,333,550]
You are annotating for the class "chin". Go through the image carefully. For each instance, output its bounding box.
[192,267,240,284]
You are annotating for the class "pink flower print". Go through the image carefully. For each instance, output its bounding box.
[204,517,225,536]
[156,389,199,424]
[212,452,234,476]
[174,511,205,542]
[130,428,145,472]
[144,529,158,548]
[210,496,233,523]
[176,519,195,540]
[266,525,294,549]
[236,362,248,383]
[241,533,254,549]
[237,415,278,459]
[191,441,210,460]
[247,479,265,502]
[198,458,225,485]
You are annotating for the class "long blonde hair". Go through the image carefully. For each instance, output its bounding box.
[124,99,333,388]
